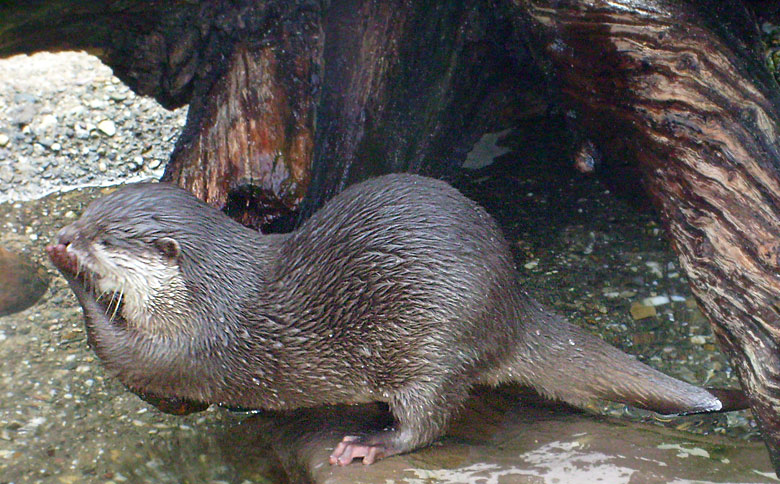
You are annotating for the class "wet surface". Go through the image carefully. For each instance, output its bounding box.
[304,388,774,484]
[458,119,755,440]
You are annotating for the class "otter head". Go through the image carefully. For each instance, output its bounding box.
[48,183,207,337]
[47,182,266,408]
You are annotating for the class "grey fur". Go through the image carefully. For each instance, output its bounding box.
[52,173,724,460]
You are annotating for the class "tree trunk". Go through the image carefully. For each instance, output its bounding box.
[162,7,324,229]
[162,0,533,228]
[299,0,531,221]
[0,1,533,229]
[509,0,780,471]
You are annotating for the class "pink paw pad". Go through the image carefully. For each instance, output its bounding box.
[329,436,386,465]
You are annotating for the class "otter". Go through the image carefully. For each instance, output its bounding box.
[47,174,742,466]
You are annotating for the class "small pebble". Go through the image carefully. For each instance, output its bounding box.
[37,113,58,133]
[642,295,670,306]
[690,335,707,345]
[630,302,656,320]
[57,475,81,484]
[97,119,117,136]
[645,261,663,277]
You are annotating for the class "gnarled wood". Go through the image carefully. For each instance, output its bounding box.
[163,12,323,228]
[512,0,780,470]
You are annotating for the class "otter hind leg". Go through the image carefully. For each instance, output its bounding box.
[329,380,469,465]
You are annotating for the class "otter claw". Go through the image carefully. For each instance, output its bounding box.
[329,436,386,465]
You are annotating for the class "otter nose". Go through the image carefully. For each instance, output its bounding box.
[57,225,77,246]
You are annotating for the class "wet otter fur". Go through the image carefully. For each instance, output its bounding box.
[47,173,742,465]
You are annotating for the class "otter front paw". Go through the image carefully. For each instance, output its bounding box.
[46,244,78,276]
[329,435,389,465]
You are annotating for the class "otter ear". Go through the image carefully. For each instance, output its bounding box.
[155,237,180,260]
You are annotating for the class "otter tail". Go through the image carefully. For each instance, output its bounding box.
[484,295,747,415]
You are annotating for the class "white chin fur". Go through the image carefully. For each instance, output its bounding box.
[89,243,185,332]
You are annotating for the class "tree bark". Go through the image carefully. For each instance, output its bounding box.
[300,0,531,221]
[509,0,780,471]
[162,6,323,229]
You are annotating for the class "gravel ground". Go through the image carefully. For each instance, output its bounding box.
[0,52,186,203]
[0,52,762,483]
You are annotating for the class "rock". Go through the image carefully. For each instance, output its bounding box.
[630,301,657,320]
[9,104,37,126]
[73,124,90,140]
[129,156,143,171]
[523,260,539,270]
[0,247,49,317]
[97,120,117,136]
[0,165,13,183]
[109,91,128,102]
[641,295,670,306]
[34,114,58,136]
[14,157,35,177]
[0,134,9,147]
[633,332,656,345]
[690,335,707,345]
[219,387,775,484]
[13,92,37,104]
[645,261,663,278]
